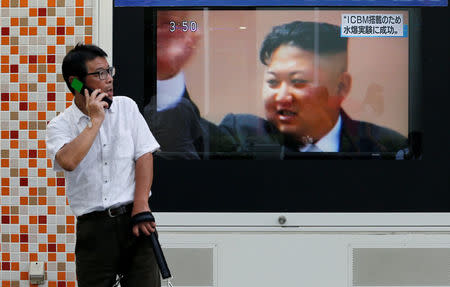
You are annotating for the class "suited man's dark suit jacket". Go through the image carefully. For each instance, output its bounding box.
[218,111,408,156]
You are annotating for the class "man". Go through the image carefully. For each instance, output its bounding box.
[220,21,407,157]
[46,44,161,286]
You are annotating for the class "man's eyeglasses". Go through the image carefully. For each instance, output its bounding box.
[86,66,116,80]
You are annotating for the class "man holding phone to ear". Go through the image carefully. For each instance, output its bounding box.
[46,43,161,286]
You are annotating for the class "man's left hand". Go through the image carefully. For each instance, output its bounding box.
[131,200,156,237]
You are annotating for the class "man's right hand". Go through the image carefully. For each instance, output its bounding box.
[85,88,109,125]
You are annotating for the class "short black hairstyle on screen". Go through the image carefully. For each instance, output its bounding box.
[259,21,348,65]
[62,43,108,94]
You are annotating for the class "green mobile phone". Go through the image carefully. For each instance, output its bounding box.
[70,78,112,108]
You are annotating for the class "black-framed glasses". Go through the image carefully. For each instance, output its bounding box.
[86,66,116,80]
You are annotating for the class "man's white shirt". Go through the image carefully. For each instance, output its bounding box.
[46,96,160,217]
[299,115,342,152]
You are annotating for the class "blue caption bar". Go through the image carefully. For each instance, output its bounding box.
[115,0,447,7]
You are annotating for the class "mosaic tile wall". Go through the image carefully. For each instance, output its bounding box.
[1,0,93,286]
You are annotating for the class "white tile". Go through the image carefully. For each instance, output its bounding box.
[37,253,47,262]
[66,16,75,26]
[10,26,19,36]
[20,36,29,45]
[37,26,46,36]
[28,36,37,45]
[10,83,19,92]
[38,0,47,7]
[38,45,46,54]
[47,17,56,26]
[19,130,27,139]
[47,224,57,234]
[11,55,19,64]
[29,17,38,26]
[29,45,38,54]
[66,0,75,7]
[19,45,28,54]
[28,74,38,83]
[75,26,83,35]
[29,0,38,8]
[1,45,9,55]
[10,8,20,17]
[37,83,46,92]
[56,7,65,16]
[19,74,27,83]
[47,36,56,45]
[1,18,9,26]
[19,8,28,17]
[10,196,19,205]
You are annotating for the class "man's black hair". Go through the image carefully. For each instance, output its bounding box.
[62,43,108,94]
[259,21,348,65]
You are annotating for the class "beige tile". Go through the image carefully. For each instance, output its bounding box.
[38,121,47,130]
[29,121,37,130]
[11,206,19,214]
[57,262,66,271]
[19,18,28,26]
[29,197,37,205]
[10,169,18,177]
[11,0,18,7]
[11,37,19,45]
[10,112,18,120]
[57,225,65,233]
[29,83,37,92]
[56,171,64,177]
[85,27,92,35]
[11,281,19,287]
[48,8,56,17]
[58,0,65,7]
[1,149,9,158]
[1,7,9,17]
[57,74,65,82]
[38,187,46,196]
[2,234,10,242]
[75,17,83,26]
[38,65,46,73]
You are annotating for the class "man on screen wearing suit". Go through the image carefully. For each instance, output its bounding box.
[219,21,407,155]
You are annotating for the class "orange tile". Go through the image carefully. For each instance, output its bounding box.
[19,83,27,91]
[66,93,73,101]
[38,112,46,120]
[57,244,65,252]
[38,140,46,149]
[11,234,19,242]
[19,168,27,176]
[56,36,65,45]
[1,206,9,214]
[47,64,56,73]
[38,225,46,233]
[29,26,37,35]
[66,225,75,234]
[57,187,65,196]
[20,244,29,252]
[47,102,56,111]
[38,74,46,82]
[47,26,56,35]
[38,55,46,63]
[29,159,37,167]
[66,26,74,35]
[1,55,9,63]
[76,0,83,6]
[38,197,46,205]
[48,0,55,6]
[20,0,27,7]
[1,159,9,167]
[19,150,28,158]
[10,93,18,101]
[2,281,10,287]
[20,225,28,233]
[29,216,37,224]
[19,92,27,101]
[21,272,28,280]
[47,45,56,54]
[2,0,10,8]
[30,253,38,262]
[29,187,37,195]
[67,282,76,287]
[39,243,47,252]
[19,121,27,129]
[85,36,92,44]
[48,234,56,242]
[85,17,92,26]
[29,102,37,111]
[3,178,11,186]
[76,8,83,16]
[2,253,10,261]
[57,272,66,281]
[1,36,10,45]
[1,64,8,73]
[47,159,53,168]
[66,102,71,108]
[11,18,19,26]
[29,131,37,139]
[20,197,27,205]
[29,8,37,16]
[1,187,10,196]
[66,253,75,262]
[1,102,9,111]
[20,55,28,64]
[38,17,46,26]
[10,74,19,82]
[47,83,56,92]
[66,216,75,224]
[38,149,46,158]
[11,215,19,224]
[47,178,56,186]
[57,17,65,25]
[11,262,19,271]
[1,130,9,139]
[48,206,56,214]
[38,168,46,177]
[20,27,28,35]
[11,45,19,54]
[48,282,57,287]
[10,140,18,148]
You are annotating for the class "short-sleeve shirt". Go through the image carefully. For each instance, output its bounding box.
[46,96,160,216]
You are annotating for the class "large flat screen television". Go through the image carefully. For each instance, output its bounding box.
[111,3,449,225]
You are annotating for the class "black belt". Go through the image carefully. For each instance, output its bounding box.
[77,203,133,220]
